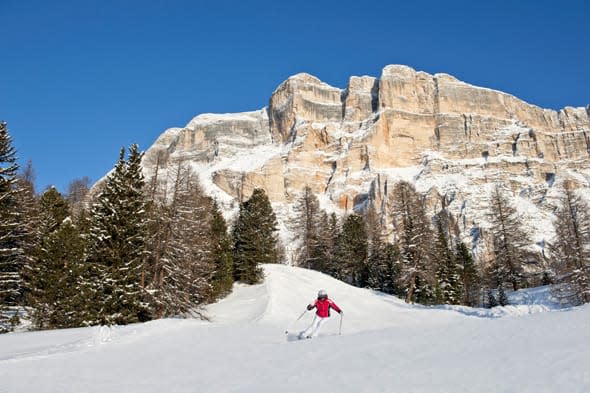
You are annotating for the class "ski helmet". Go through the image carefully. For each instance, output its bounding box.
[318,289,327,299]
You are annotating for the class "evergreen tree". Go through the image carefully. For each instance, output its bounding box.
[364,203,401,293]
[232,188,279,284]
[333,214,368,286]
[85,145,150,325]
[0,122,27,332]
[309,211,339,275]
[38,187,69,235]
[551,186,590,304]
[292,186,323,268]
[15,160,40,307]
[367,242,401,295]
[30,194,86,330]
[487,185,531,292]
[454,240,481,306]
[390,181,437,304]
[433,212,462,304]
[209,202,234,301]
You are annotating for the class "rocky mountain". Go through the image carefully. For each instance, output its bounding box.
[141,65,590,267]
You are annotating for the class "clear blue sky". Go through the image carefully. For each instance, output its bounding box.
[1,0,588,193]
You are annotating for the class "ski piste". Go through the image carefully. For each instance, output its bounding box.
[2,264,588,393]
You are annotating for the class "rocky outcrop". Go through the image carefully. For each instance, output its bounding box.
[140,65,590,267]
[268,73,343,143]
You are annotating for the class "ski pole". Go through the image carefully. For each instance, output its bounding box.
[285,309,307,334]
[338,312,343,335]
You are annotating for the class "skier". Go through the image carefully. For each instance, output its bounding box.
[299,289,342,339]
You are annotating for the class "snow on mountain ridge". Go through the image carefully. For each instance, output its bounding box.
[139,64,590,269]
[186,108,268,129]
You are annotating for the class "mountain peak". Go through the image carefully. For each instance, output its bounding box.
[141,64,590,267]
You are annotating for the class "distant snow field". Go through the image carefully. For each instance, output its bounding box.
[1,265,588,393]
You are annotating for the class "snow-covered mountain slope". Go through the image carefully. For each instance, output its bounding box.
[140,64,590,269]
[1,265,588,393]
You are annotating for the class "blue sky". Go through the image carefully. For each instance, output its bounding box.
[1,0,588,192]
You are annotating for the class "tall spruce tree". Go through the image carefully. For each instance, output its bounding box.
[390,181,436,304]
[367,241,401,295]
[334,214,368,286]
[38,187,69,234]
[15,160,40,307]
[0,122,28,332]
[487,185,531,292]
[232,188,279,284]
[551,186,590,304]
[364,203,399,292]
[433,212,462,304]
[86,144,150,325]
[209,201,234,301]
[293,186,323,268]
[454,240,481,306]
[30,189,86,329]
[309,211,339,275]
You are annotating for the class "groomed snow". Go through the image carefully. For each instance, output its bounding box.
[1,265,588,393]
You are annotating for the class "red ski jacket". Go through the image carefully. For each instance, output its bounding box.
[307,298,341,318]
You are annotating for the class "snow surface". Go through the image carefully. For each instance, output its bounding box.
[1,265,588,393]
[186,109,267,129]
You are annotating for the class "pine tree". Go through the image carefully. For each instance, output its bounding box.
[0,122,27,332]
[210,202,234,301]
[232,188,279,284]
[364,203,401,293]
[29,187,67,328]
[487,185,532,292]
[367,241,401,295]
[292,186,323,268]
[390,181,437,304]
[38,187,69,234]
[309,211,339,275]
[85,145,150,325]
[14,160,40,307]
[333,214,368,286]
[433,212,462,304]
[454,240,481,306]
[551,186,590,305]
[30,191,86,330]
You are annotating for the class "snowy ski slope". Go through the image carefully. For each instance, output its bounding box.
[1,264,588,393]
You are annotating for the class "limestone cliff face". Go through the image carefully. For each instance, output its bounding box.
[142,65,590,267]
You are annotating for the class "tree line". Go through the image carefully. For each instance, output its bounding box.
[1,120,589,332]
[291,181,590,308]
[0,122,279,332]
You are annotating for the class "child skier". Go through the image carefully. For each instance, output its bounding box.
[299,289,342,339]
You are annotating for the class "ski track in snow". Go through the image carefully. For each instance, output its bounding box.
[1,264,588,393]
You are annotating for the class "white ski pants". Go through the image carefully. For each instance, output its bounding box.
[301,315,327,338]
